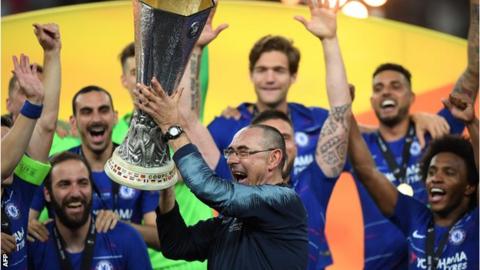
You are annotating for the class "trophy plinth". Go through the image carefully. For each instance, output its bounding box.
[105,0,214,190]
[105,148,177,191]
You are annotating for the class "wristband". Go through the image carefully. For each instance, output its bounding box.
[14,155,51,186]
[20,100,43,119]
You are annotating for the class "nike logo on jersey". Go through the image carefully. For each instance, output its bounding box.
[412,230,425,239]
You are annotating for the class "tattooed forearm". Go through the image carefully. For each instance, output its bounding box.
[189,51,201,114]
[316,104,351,177]
[331,104,351,130]
[452,1,478,100]
[321,140,347,177]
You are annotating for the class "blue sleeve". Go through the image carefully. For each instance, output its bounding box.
[27,238,40,269]
[207,117,232,152]
[214,156,233,181]
[389,193,431,236]
[207,116,248,153]
[13,174,40,214]
[119,223,153,270]
[140,190,160,214]
[310,107,330,126]
[30,183,46,212]
[438,107,465,135]
[173,144,305,224]
[295,162,338,213]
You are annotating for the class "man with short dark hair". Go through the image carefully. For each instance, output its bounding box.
[48,44,136,153]
[29,85,161,250]
[356,1,478,267]
[207,31,329,178]
[348,89,478,269]
[27,151,152,270]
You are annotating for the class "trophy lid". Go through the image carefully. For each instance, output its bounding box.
[141,0,214,16]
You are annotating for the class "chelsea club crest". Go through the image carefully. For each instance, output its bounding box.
[95,260,113,270]
[449,228,466,245]
[119,186,136,199]
[5,203,20,220]
[295,132,309,147]
[409,141,421,156]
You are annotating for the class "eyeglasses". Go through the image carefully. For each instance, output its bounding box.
[223,148,276,159]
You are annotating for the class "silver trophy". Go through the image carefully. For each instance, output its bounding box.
[105,0,214,190]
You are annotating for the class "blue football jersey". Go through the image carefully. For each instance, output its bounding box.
[28,222,153,270]
[390,194,478,270]
[294,162,337,270]
[2,175,38,270]
[356,107,465,269]
[208,102,329,178]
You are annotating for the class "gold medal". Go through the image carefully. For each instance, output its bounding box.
[397,183,414,196]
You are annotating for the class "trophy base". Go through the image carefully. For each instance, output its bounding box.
[105,148,177,191]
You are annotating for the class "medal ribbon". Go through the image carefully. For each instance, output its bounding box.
[376,121,415,185]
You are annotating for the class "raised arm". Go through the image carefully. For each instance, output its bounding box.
[451,0,478,101]
[177,5,228,169]
[295,0,352,177]
[1,55,44,180]
[443,93,478,169]
[349,116,398,216]
[136,79,301,222]
[27,23,62,163]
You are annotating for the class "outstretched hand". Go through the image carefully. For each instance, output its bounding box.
[294,0,339,40]
[196,3,229,48]
[12,54,44,105]
[133,78,184,131]
[33,23,61,52]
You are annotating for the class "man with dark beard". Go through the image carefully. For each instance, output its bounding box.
[27,152,152,269]
[29,86,161,249]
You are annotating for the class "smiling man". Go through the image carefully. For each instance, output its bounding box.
[141,81,309,269]
[135,74,308,268]
[133,2,350,269]
[355,1,478,268]
[29,85,161,250]
[69,86,118,157]
[144,86,308,269]
[348,100,478,270]
[27,152,152,269]
[207,34,329,177]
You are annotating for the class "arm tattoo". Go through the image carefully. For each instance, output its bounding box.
[316,104,351,177]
